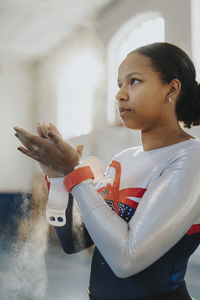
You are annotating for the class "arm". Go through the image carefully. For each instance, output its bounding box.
[46,176,94,254]
[70,146,200,277]
[14,125,199,270]
[36,123,93,253]
[54,193,94,254]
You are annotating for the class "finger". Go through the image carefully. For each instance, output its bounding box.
[47,131,76,156]
[41,122,50,138]
[47,131,65,151]
[15,131,54,164]
[17,146,40,162]
[17,143,63,174]
[49,123,62,137]
[76,144,83,157]
[15,127,48,148]
[15,132,38,153]
[36,123,46,138]
[14,127,36,143]
[17,146,53,169]
[36,123,56,151]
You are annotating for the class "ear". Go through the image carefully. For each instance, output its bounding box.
[166,79,181,102]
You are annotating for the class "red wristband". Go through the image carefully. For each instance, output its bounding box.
[63,166,94,193]
[44,175,51,192]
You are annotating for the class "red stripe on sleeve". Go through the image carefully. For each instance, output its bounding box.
[186,224,200,235]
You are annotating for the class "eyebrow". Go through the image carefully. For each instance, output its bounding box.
[117,72,143,82]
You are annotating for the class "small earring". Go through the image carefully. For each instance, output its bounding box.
[168,97,172,102]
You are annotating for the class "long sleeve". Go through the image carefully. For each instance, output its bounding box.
[54,193,94,254]
[71,145,200,277]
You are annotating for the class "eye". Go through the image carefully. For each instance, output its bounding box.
[118,83,122,89]
[130,78,140,86]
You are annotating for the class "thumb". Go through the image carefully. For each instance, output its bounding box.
[76,144,83,158]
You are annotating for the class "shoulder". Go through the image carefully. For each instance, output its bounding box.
[164,139,200,171]
[172,139,200,158]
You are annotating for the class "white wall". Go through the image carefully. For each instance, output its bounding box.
[1,0,200,191]
[0,54,35,192]
[34,25,106,127]
[97,0,192,55]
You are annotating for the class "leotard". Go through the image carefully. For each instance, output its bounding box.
[55,138,200,300]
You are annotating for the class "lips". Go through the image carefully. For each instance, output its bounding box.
[119,107,131,113]
[119,107,132,117]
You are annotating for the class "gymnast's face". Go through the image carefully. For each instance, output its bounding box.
[116,52,171,131]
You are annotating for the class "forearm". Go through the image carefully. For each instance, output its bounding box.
[54,193,94,254]
[71,183,132,275]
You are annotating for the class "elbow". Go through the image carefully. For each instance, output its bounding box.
[110,262,136,279]
[113,271,130,279]
[108,250,143,279]
[111,256,153,278]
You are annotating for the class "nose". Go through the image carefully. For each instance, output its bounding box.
[115,89,129,102]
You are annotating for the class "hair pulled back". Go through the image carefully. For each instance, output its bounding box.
[129,42,200,128]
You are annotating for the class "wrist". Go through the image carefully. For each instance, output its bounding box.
[63,166,94,193]
[45,174,65,191]
[63,162,80,176]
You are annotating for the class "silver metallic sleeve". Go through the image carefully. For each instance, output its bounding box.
[71,146,200,278]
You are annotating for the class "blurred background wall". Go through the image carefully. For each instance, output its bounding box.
[0,0,200,299]
[1,0,199,192]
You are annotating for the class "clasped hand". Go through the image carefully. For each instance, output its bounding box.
[14,122,83,176]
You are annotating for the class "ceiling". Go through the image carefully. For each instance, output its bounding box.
[0,0,113,61]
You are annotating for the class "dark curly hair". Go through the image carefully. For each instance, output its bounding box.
[129,42,200,128]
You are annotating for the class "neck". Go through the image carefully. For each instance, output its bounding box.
[140,122,193,151]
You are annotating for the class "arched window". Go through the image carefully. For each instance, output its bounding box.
[57,51,101,139]
[107,12,165,125]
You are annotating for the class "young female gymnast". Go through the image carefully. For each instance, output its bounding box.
[14,42,200,300]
